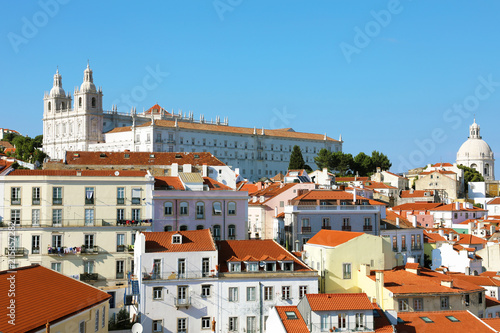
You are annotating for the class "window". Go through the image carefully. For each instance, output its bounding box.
[401,235,407,251]
[95,309,99,332]
[392,236,398,251]
[213,225,221,241]
[420,316,433,323]
[299,285,307,299]
[212,202,222,216]
[172,234,182,244]
[116,234,125,252]
[322,218,330,229]
[52,209,62,226]
[179,225,188,231]
[282,261,293,271]
[178,258,186,278]
[84,260,94,274]
[321,314,329,331]
[479,292,483,304]
[52,234,62,247]
[414,298,423,311]
[153,287,162,300]
[85,187,94,205]
[441,296,449,310]
[399,299,409,311]
[32,209,40,226]
[228,201,236,215]
[32,235,40,254]
[196,202,205,219]
[85,234,95,251]
[10,209,20,225]
[247,316,256,333]
[91,97,96,107]
[131,188,141,205]
[117,187,125,204]
[85,209,94,226]
[116,260,124,279]
[228,224,236,239]
[202,317,210,329]
[229,317,238,331]
[492,290,497,298]
[132,209,140,221]
[229,287,238,302]
[343,263,351,279]
[164,201,173,215]
[264,286,273,301]
[177,286,188,305]
[180,202,188,215]
[53,187,62,205]
[102,306,105,328]
[116,209,124,223]
[201,285,211,297]
[51,262,61,272]
[32,187,40,205]
[338,313,347,329]
[247,287,256,301]
[465,294,470,306]
[247,262,258,272]
[265,262,276,271]
[446,316,460,322]
[229,262,241,272]
[153,320,162,332]
[79,321,85,333]
[11,187,21,205]
[282,286,291,300]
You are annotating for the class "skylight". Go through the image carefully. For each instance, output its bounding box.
[285,311,297,319]
[446,316,460,322]
[420,317,434,323]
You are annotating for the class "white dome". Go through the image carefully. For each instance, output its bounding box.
[80,81,96,93]
[457,138,494,160]
[50,85,65,97]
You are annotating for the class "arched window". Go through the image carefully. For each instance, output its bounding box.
[196,225,204,230]
[180,225,188,231]
[61,102,66,110]
[91,97,96,108]
[485,164,490,176]
[164,202,173,215]
[79,97,82,107]
[179,202,188,215]
[196,202,205,219]
[48,102,51,111]
[212,202,222,216]
[227,202,236,215]
[213,225,221,240]
[228,224,236,239]
[164,225,172,232]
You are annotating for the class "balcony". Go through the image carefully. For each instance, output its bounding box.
[32,197,40,205]
[52,198,62,205]
[116,198,125,205]
[131,198,141,205]
[289,205,378,212]
[80,273,98,282]
[363,225,373,231]
[392,247,398,252]
[31,247,41,254]
[85,198,94,205]
[81,245,99,254]
[11,198,21,205]
[342,225,352,231]
[4,247,25,256]
[48,246,66,255]
[301,226,312,233]
[116,272,125,279]
[174,296,191,309]
[321,225,331,230]
[117,245,126,252]
[127,245,134,252]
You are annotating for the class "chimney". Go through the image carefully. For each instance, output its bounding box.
[449,232,454,241]
[171,163,179,177]
[275,206,278,217]
[455,202,460,210]
[441,280,453,288]
[411,215,418,228]
[360,263,371,276]
[202,164,208,177]
[468,221,475,235]
[183,164,192,173]
[353,188,357,204]
[490,224,496,236]
[438,229,444,237]
[396,217,400,228]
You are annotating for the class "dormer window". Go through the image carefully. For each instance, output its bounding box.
[282,261,294,271]
[172,234,182,244]
[229,262,241,272]
[247,262,258,272]
[265,262,276,272]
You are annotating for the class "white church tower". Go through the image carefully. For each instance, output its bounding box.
[43,63,104,160]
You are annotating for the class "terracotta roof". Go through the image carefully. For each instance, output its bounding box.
[370,266,484,295]
[249,183,298,205]
[65,151,225,166]
[391,202,443,211]
[420,170,457,175]
[203,177,233,190]
[363,181,398,190]
[144,103,170,115]
[487,198,500,205]
[373,303,395,333]
[456,234,488,245]
[383,210,416,229]
[305,293,374,311]
[336,177,370,182]
[481,271,500,277]
[144,230,216,253]
[0,141,13,148]
[116,119,340,142]
[292,189,370,202]
[483,318,500,331]
[0,265,110,333]
[271,172,285,182]
[239,183,260,194]
[424,230,447,243]
[274,306,309,333]
[396,310,496,333]
[155,176,185,190]
[275,212,285,218]
[4,147,15,153]
[405,262,420,270]
[306,229,364,247]
[400,190,434,198]
[286,169,307,177]
[384,171,406,179]
[216,239,313,273]
[432,163,454,167]
[430,203,486,212]
[7,169,147,177]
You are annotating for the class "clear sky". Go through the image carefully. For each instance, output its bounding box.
[2,1,500,174]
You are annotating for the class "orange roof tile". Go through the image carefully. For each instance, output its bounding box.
[336,177,370,182]
[155,176,185,190]
[420,170,457,176]
[217,239,313,273]
[275,306,309,333]
[271,172,285,182]
[291,189,370,202]
[65,151,225,166]
[0,265,110,333]
[363,181,398,189]
[396,310,496,332]
[305,293,374,311]
[405,262,420,270]
[203,177,233,190]
[144,103,171,115]
[483,318,500,331]
[481,271,500,277]
[391,202,443,211]
[456,234,488,245]
[307,229,364,247]
[383,210,416,229]
[373,303,395,333]
[446,274,500,287]
[0,141,13,148]
[239,182,260,194]
[432,162,454,167]
[430,203,486,212]
[487,198,500,205]
[144,229,216,253]
[8,169,147,177]
[424,231,447,243]
[400,190,434,198]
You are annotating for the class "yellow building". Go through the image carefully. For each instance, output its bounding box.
[303,229,394,293]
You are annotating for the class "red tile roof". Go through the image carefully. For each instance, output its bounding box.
[396,310,496,332]
[0,265,110,333]
[336,177,370,182]
[7,169,147,177]
[144,230,216,253]
[271,172,285,182]
[432,163,454,167]
[275,306,309,333]
[0,141,13,148]
[216,239,313,273]
[307,230,364,247]
[155,176,185,190]
[420,170,457,176]
[424,230,447,243]
[65,151,225,166]
[430,203,486,212]
[456,234,488,245]
[144,103,171,115]
[363,181,398,190]
[373,303,395,333]
[391,202,443,211]
[238,182,260,194]
[405,262,420,270]
[305,293,374,311]
[292,189,370,202]
[384,210,416,228]
[203,177,233,190]
[487,198,500,205]
[481,271,500,278]
[400,190,434,198]
[483,318,500,330]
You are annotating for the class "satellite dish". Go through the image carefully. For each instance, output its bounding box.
[115,171,120,176]
[131,323,143,333]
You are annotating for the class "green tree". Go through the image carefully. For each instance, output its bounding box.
[288,145,305,170]
[3,132,18,143]
[371,150,392,172]
[337,153,354,175]
[33,135,43,148]
[353,152,373,176]
[314,148,332,170]
[458,164,484,194]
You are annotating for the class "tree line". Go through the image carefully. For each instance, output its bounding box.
[2,133,46,166]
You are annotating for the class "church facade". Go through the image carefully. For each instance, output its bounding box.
[456,119,495,181]
[42,65,342,181]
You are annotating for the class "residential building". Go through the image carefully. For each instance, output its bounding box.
[266,306,309,333]
[397,189,438,205]
[152,174,249,239]
[370,169,409,191]
[487,197,500,216]
[430,242,483,275]
[390,202,442,228]
[134,230,318,333]
[395,310,496,332]
[0,265,110,333]
[415,169,461,201]
[429,202,488,228]
[303,230,395,293]
[308,168,335,189]
[42,66,342,181]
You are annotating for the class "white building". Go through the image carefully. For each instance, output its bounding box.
[431,242,483,275]
[42,66,343,181]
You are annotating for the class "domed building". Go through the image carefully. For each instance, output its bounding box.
[456,119,495,180]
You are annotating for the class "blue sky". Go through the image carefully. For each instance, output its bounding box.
[2,1,500,174]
